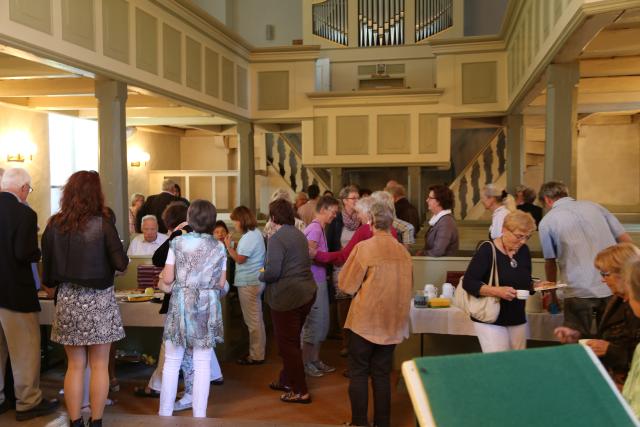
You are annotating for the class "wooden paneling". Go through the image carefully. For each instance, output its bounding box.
[418,114,438,154]
[61,0,95,50]
[336,116,369,155]
[377,114,410,154]
[313,117,328,156]
[162,24,181,83]
[236,66,248,109]
[135,8,158,74]
[222,57,235,105]
[102,0,129,64]
[9,0,52,34]
[204,48,219,98]
[185,36,202,91]
[462,61,497,104]
[257,71,289,111]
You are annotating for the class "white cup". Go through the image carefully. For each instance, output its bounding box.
[441,283,455,298]
[516,289,529,300]
[424,284,436,293]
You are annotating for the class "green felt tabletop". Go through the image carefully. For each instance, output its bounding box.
[413,345,638,427]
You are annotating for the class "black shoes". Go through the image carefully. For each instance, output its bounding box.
[88,418,103,427]
[69,418,84,427]
[0,399,13,415]
[15,397,60,421]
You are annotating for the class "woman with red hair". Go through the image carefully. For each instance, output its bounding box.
[42,171,128,427]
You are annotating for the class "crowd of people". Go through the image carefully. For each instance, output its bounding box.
[2,166,640,425]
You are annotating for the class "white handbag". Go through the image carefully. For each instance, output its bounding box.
[453,241,501,323]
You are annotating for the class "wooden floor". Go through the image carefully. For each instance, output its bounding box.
[0,338,415,427]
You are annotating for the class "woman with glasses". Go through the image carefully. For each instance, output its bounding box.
[417,184,459,257]
[462,210,536,352]
[325,185,361,357]
[555,243,640,388]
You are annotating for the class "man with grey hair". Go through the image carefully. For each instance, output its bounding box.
[538,181,632,338]
[127,215,168,256]
[0,168,59,420]
[371,191,414,250]
[386,184,420,237]
[136,179,183,233]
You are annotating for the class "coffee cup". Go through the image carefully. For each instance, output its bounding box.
[516,289,529,300]
[424,284,436,293]
[441,283,455,298]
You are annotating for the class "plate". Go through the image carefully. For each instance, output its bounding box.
[124,296,153,303]
[533,283,568,292]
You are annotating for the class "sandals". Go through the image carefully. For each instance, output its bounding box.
[269,381,291,392]
[133,387,160,398]
[237,356,265,366]
[280,391,311,404]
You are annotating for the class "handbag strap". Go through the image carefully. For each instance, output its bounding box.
[479,241,500,288]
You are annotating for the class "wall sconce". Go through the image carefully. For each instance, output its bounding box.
[128,147,151,167]
[1,130,36,162]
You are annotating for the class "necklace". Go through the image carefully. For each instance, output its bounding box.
[500,237,518,268]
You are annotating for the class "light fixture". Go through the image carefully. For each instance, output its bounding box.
[128,147,151,167]
[0,130,36,162]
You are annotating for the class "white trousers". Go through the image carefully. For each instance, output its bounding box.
[148,340,222,392]
[158,341,212,418]
[237,284,266,361]
[474,322,527,353]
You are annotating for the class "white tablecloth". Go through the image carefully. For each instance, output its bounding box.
[410,302,564,342]
[39,299,164,328]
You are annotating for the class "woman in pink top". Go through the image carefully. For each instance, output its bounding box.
[314,197,397,266]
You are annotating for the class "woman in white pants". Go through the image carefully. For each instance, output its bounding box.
[462,211,536,352]
[158,200,226,418]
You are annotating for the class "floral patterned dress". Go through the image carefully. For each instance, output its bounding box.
[163,233,226,349]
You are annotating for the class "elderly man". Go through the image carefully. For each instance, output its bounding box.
[386,184,420,237]
[538,181,632,337]
[127,215,168,256]
[136,179,183,233]
[0,168,59,421]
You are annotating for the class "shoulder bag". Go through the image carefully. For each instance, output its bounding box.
[453,241,501,323]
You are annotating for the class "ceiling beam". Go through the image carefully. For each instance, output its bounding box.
[580,56,640,77]
[11,94,178,110]
[582,27,640,59]
[579,75,640,93]
[0,77,94,96]
[0,53,76,79]
[555,11,621,63]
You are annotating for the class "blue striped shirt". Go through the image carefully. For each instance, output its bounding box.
[538,197,626,298]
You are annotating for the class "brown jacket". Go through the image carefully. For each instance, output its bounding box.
[338,232,413,345]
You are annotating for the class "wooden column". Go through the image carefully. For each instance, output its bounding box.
[506,115,524,193]
[544,62,579,195]
[95,78,128,243]
[237,121,256,211]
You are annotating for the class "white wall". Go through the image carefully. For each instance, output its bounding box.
[190,0,229,24]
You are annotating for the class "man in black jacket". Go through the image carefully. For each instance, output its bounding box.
[387,183,421,237]
[0,168,59,421]
[135,179,183,233]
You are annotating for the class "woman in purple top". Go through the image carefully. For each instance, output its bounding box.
[302,195,339,377]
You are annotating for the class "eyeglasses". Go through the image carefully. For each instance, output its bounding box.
[23,184,34,193]
[599,271,612,278]
[507,230,531,241]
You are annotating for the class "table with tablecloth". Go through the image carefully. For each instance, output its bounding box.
[410,302,564,342]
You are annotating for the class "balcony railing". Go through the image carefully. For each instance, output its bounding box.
[313,0,349,45]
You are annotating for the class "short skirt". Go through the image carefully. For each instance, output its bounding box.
[51,282,125,346]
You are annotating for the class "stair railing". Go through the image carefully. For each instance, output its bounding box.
[449,128,506,220]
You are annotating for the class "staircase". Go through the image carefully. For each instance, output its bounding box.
[265,133,330,194]
[450,128,507,220]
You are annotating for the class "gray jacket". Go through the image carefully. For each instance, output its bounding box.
[423,214,459,257]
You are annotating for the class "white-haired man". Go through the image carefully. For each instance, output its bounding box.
[127,215,168,256]
[0,168,59,421]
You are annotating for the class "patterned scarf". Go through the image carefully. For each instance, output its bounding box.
[342,209,360,231]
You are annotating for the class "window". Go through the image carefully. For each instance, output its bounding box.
[48,114,98,214]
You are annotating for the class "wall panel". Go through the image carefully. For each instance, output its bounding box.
[9,0,52,34]
[186,36,202,90]
[162,24,182,83]
[336,116,369,155]
[102,0,129,63]
[61,0,95,50]
[135,8,158,74]
[377,114,410,154]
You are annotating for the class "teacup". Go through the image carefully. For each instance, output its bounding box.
[516,289,529,300]
[441,283,455,298]
[424,284,436,293]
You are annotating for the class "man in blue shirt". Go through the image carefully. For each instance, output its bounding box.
[538,181,632,337]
